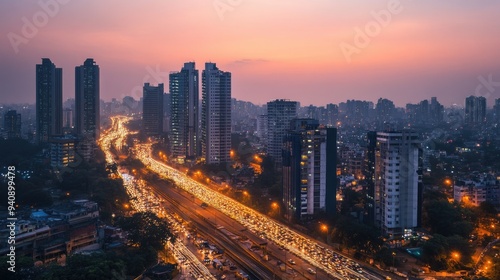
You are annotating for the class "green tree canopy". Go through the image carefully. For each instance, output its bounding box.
[118,211,174,250]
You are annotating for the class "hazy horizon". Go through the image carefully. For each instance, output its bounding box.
[1,1,500,107]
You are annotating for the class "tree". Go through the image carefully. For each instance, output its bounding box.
[118,211,174,250]
[423,200,459,236]
[478,201,498,217]
[39,252,126,280]
[0,255,39,280]
[330,216,382,253]
[422,234,448,270]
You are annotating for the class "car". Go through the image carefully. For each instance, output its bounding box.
[307,268,316,275]
[288,259,296,265]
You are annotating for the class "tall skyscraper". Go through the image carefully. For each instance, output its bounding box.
[75,58,100,140]
[465,95,486,124]
[201,63,231,164]
[282,119,337,221]
[266,99,298,165]
[325,103,339,127]
[36,58,62,144]
[494,98,500,122]
[4,110,21,139]
[374,131,421,235]
[163,93,171,133]
[429,97,444,123]
[170,62,199,160]
[142,83,164,136]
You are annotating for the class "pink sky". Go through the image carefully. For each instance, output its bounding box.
[1,0,500,107]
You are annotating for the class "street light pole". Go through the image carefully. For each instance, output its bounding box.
[392,252,396,269]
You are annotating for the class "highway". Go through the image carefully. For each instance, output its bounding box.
[149,175,329,280]
[99,117,217,280]
[134,145,379,279]
[106,115,386,280]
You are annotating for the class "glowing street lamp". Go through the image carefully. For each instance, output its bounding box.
[320,224,328,233]
[320,223,329,244]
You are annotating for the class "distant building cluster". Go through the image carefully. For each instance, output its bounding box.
[453,172,500,207]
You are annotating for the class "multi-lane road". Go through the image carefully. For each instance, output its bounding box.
[102,116,389,280]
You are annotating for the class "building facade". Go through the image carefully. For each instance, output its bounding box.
[465,95,486,124]
[170,62,199,161]
[363,131,377,226]
[201,63,231,164]
[374,131,421,235]
[282,119,337,221]
[256,114,268,145]
[50,136,76,168]
[4,110,21,139]
[36,58,62,144]
[267,99,298,165]
[142,83,164,136]
[75,58,100,140]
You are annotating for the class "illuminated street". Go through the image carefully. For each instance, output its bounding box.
[99,116,217,280]
[101,115,379,280]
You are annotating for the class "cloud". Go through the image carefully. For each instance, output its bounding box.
[228,59,270,66]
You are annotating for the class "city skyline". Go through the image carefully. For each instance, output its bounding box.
[1,1,500,107]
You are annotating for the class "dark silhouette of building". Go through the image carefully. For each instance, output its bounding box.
[170,62,199,161]
[201,63,231,164]
[406,97,444,126]
[142,83,164,136]
[163,93,170,132]
[465,95,486,124]
[75,58,100,140]
[363,131,377,226]
[282,119,337,222]
[325,103,339,126]
[429,97,444,123]
[4,110,21,139]
[375,98,396,127]
[340,100,372,127]
[493,98,500,123]
[36,58,62,144]
[266,99,298,165]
